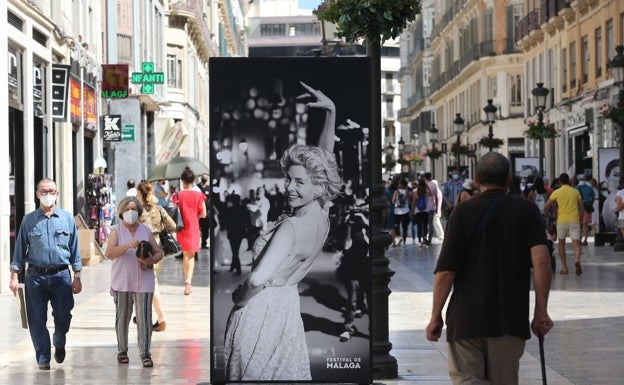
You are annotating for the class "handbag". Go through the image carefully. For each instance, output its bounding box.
[167,206,185,230]
[159,210,182,256]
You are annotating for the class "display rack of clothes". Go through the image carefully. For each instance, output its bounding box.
[86,174,114,246]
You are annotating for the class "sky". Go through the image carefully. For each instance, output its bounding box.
[298,0,322,10]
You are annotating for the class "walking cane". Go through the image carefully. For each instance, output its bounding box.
[538,333,547,385]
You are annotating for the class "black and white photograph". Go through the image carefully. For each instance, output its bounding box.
[209,57,372,384]
[598,147,619,232]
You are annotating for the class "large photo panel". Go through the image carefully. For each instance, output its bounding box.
[209,57,372,384]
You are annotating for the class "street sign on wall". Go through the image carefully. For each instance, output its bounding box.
[121,124,135,142]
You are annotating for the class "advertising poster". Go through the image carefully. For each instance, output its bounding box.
[598,147,619,232]
[209,57,372,384]
[514,157,540,181]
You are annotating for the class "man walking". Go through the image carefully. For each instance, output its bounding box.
[543,173,584,274]
[426,153,553,384]
[9,178,83,370]
[442,170,462,218]
[423,172,439,244]
[576,175,595,246]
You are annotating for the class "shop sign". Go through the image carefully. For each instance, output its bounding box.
[102,115,122,142]
[101,64,129,98]
[131,62,164,94]
[122,124,135,142]
[70,76,98,126]
[51,64,70,122]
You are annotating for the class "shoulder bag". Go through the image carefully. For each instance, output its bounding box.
[158,208,182,257]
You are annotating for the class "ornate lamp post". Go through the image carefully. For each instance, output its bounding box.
[483,99,498,152]
[609,45,624,189]
[453,113,464,168]
[429,123,438,179]
[397,137,405,175]
[531,83,550,177]
[384,142,395,175]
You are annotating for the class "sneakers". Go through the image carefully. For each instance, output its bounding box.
[153,321,166,332]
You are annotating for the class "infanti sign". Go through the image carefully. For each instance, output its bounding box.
[209,57,372,384]
[131,62,164,94]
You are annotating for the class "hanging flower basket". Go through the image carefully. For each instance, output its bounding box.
[524,122,559,140]
[602,103,624,127]
[451,143,468,154]
[478,136,504,149]
[402,152,426,164]
[425,148,442,159]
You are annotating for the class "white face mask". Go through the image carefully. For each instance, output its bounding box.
[40,194,56,207]
[122,210,139,225]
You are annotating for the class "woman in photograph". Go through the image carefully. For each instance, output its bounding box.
[173,167,207,295]
[602,159,619,232]
[105,197,163,367]
[224,82,343,381]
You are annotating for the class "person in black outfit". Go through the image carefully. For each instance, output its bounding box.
[222,193,246,275]
[197,174,210,249]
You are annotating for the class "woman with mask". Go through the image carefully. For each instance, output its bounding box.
[106,196,163,367]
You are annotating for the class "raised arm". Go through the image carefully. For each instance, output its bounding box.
[299,81,336,152]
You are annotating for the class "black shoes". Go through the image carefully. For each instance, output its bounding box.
[38,361,50,370]
[54,347,66,363]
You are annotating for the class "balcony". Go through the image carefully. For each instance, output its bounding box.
[170,0,220,59]
[516,0,571,44]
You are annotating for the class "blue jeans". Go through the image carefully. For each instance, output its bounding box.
[25,268,74,364]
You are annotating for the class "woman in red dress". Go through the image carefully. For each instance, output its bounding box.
[174,167,207,295]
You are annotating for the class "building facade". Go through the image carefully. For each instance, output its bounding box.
[0,0,246,292]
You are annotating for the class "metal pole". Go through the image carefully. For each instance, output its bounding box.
[488,122,494,152]
[367,34,398,379]
[538,108,545,177]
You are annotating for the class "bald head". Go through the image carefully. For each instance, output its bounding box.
[476,152,511,188]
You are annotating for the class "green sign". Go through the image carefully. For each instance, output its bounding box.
[131,62,164,94]
[121,124,135,142]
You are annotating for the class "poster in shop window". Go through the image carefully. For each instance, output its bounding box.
[209,57,372,384]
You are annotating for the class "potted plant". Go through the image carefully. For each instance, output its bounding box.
[478,136,504,149]
[425,147,442,159]
[524,118,559,140]
[450,143,468,154]
[601,102,624,127]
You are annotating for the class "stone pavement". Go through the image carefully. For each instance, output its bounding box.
[0,238,623,384]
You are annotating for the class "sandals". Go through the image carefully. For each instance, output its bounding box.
[184,282,192,295]
[117,352,129,364]
[141,354,153,368]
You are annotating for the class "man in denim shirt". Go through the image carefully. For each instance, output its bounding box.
[9,178,83,370]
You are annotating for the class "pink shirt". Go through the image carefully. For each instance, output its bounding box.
[110,223,155,293]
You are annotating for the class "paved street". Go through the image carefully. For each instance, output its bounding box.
[0,236,623,384]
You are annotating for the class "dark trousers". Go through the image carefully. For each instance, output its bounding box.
[227,235,243,273]
[199,217,210,248]
[415,212,429,242]
[25,268,74,364]
[394,213,410,241]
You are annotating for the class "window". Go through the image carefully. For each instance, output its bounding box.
[570,42,577,90]
[596,27,603,78]
[386,97,394,118]
[167,53,182,88]
[607,19,614,62]
[260,23,286,36]
[510,74,522,107]
[484,9,493,41]
[581,35,588,83]
[562,47,568,93]
[292,23,320,36]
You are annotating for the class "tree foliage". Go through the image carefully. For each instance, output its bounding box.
[315,0,422,43]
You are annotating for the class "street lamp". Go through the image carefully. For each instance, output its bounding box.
[429,123,438,179]
[453,113,464,168]
[398,137,405,175]
[483,99,498,152]
[384,142,395,175]
[610,45,624,189]
[531,82,550,177]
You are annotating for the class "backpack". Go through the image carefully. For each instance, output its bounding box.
[416,195,427,211]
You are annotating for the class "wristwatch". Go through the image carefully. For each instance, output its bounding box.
[74,271,82,279]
